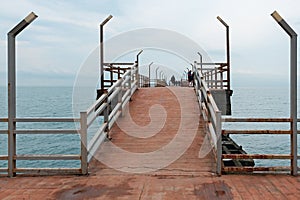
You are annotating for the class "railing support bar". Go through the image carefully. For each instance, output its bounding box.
[80,112,88,175]
[216,111,222,176]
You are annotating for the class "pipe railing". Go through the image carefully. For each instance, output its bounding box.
[197,63,228,89]
[85,63,138,162]
[193,64,222,175]
[222,118,299,174]
[0,63,138,177]
[0,117,84,176]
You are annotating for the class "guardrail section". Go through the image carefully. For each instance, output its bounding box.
[1,63,138,177]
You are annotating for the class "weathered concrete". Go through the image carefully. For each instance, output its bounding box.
[210,89,232,115]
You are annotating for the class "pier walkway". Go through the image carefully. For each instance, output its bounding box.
[1,87,300,199]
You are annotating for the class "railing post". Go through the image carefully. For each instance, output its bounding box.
[103,94,110,139]
[214,67,218,88]
[216,110,222,176]
[80,112,88,175]
[220,69,224,89]
[128,70,132,94]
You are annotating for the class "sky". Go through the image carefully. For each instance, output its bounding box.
[1,0,300,87]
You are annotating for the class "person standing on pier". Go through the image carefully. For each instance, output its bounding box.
[187,70,194,86]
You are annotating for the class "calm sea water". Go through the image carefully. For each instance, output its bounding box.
[0,86,299,169]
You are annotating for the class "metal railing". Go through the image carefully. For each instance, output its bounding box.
[1,117,84,176]
[138,75,167,88]
[85,63,138,163]
[194,64,299,175]
[222,118,300,173]
[1,64,138,177]
[198,63,229,90]
[193,65,222,175]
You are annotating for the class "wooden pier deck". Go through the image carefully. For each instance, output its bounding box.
[0,87,299,199]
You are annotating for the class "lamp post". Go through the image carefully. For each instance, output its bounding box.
[159,71,163,80]
[271,11,298,176]
[7,12,38,177]
[136,50,143,67]
[217,16,230,90]
[155,66,160,80]
[136,50,143,87]
[155,66,160,87]
[99,15,113,94]
[197,52,203,74]
[148,62,154,87]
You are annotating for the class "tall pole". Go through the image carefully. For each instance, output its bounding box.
[197,52,203,75]
[271,11,298,176]
[217,16,230,90]
[155,66,160,79]
[7,12,38,177]
[148,62,153,87]
[100,15,113,93]
[136,50,143,88]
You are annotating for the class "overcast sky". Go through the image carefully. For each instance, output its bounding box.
[0,0,300,87]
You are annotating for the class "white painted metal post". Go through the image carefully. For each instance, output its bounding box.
[80,112,88,175]
[214,67,218,88]
[216,111,222,176]
[103,95,110,139]
[7,12,37,177]
[271,11,298,175]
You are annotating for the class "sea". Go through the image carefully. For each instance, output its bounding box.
[0,86,299,169]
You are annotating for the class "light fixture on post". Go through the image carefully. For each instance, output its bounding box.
[148,62,154,87]
[271,10,298,176]
[197,52,203,74]
[217,16,230,91]
[136,50,143,88]
[7,12,38,177]
[99,15,113,97]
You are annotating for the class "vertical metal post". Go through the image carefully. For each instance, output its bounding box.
[216,110,222,176]
[100,15,113,92]
[103,94,110,139]
[136,50,143,88]
[80,112,88,175]
[271,11,298,175]
[7,12,37,177]
[217,16,230,90]
[148,62,153,87]
[214,67,218,88]
[7,32,16,178]
[197,52,203,75]
[226,24,230,90]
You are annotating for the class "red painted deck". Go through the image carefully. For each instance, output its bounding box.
[0,87,299,199]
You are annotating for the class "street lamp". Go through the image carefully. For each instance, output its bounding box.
[197,52,203,74]
[155,66,160,79]
[136,50,143,66]
[271,11,298,176]
[99,15,113,94]
[148,62,154,87]
[7,12,38,177]
[135,50,143,87]
[159,71,163,79]
[217,16,230,90]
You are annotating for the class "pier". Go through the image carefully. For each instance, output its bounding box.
[0,11,299,199]
[1,86,300,199]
